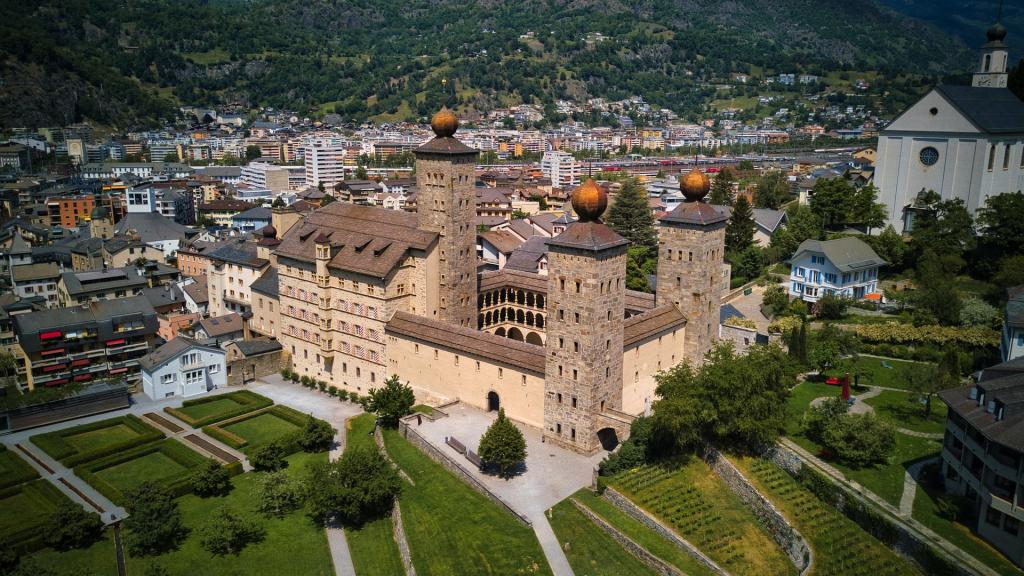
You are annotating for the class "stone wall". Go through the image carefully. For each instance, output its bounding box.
[703,448,812,574]
[227,350,282,387]
[391,500,416,576]
[571,498,683,576]
[602,486,727,576]
[397,419,531,526]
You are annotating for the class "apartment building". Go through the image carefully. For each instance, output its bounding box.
[46,196,96,228]
[540,150,581,189]
[304,139,347,188]
[206,241,270,318]
[13,295,158,390]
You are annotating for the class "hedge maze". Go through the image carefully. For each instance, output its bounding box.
[30,414,164,467]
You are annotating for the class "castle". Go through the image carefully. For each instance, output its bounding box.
[267,109,724,454]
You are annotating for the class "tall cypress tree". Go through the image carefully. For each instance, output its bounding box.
[709,167,736,206]
[606,178,657,252]
[725,195,756,253]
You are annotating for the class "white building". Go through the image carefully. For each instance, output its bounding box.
[875,25,1024,232]
[140,337,226,400]
[540,150,581,189]
[788,237,886,303]
[304,138,347,188]
[241,162,304,193]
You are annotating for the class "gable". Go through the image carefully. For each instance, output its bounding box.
[884,89,981,135]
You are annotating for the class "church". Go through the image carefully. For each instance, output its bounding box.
[875,22,1024,232]
[265,109,724,454]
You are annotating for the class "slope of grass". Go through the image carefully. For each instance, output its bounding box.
[864,390,947,434]
[382,428,551,576]
[549,498,656,576]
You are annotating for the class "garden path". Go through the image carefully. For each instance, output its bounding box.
[900,456,939,517]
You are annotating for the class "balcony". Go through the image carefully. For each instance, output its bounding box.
[106,342,149,355]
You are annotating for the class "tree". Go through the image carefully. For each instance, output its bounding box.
[725,196,755,253]
[770,205,822,257]
[297,415,335,453]
[651,343,795,454]
[754,171,789,209]
[317,181,325,193]
[994,255,1024,291]
[810,338,840,374]
[821,413,896,467]
[606,178,657,252]
[355,165,368,180]
[730,245,764,280]
[808,178,853,228]
[320,193,336,206]
[304,446,401,528]
[44,502,103,551]
[959,297,999,329]
[162,152,179,163]
[200,506,265,556]
[709,167,735,205]
[762,283,789,316]
[975,191,1024,277]
[365,375,415,427]
[271,196,286,208]
[191,459,232,497]
[477,408,527,477]
[245,145,261,160]
[123,482,185,556]
[909,192,975,260]
[913,249,963,326]
[816,293,847,320]
[804,396,849,443]
[144,564,170,576]
[253,471,301,518]
[251,441,287,472]
[906,351,959,419]
[866,225,906,270]
[848,183,886,231]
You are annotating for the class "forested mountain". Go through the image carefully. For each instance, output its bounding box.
[0,0,974,130]
[881,0,1022,61]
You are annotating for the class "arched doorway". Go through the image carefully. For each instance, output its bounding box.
[597,428,619,451]
[494,327,506,337]
[526,332,543,346]
[487,391,500,412]
[507,327,524,341]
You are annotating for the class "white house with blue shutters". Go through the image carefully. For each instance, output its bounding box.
[788,237,886,303]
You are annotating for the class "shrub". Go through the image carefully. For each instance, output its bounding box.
[31,415,164,466]
[191,459,232,497]
[297,415,335,453]
[337,390,349,402]
[328,385,338,397]
[300,376,313,387]
[816,294,848,320]
[280,369,291,380]
[935,495,973,522]
[821,412,896,467]
[251,441,286,471]
[200,506,265,556]
[364,375,414,427]
[317,381,328,392]
[598,440,646,476]
[43,502,103,551]
[165,391,273,427]
[849,322,1000,348]
[803,397,849,442]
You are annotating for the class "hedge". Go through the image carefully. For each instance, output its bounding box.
[0,479,71,553]
[846,323,1000,348]
[202,404,320,456]
[164,390,273,427]
[30,414,165,467]
[202,425,249,450]
[74,439,212,505]
[0,445,40,490]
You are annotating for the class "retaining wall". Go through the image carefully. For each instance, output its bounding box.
[391,500,416,576]
[571,498,683,576]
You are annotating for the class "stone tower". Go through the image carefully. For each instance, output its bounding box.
[413,108,479,328]
[656,169,727,365]
[544,179,629,454]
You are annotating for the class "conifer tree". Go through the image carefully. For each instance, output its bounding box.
[725,195,755,253]
[709,167,736,206]
[606,178,656,253]
[478,408,527,478]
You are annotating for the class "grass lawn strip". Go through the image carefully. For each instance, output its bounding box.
[733,455,923,576]
[610,460,795,576]
[382,428,552,576]
[828,356,934,390]
[913,477,1024,576]
[571,490,716,576]
[344,414,406,576]
[164,390,273,427]
[0,479,72,550]
[203,404,315,454]
[75,439,214,505]
[863,389,947,435]
[548,498,657,576]
[30,414,164,466]
[0,444,40,489]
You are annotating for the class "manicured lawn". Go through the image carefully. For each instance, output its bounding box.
[122,451,334,576]
[176,397,246,421]
[165,390,273,427]
[31,414,164,466]
[223,411,302,451]
[571,490,716,576]
[828,356,935,390]
[28,531,117,575]
[63,423,141,453]
[786,381,839,435]
[76,439,211,504]
[549,498,657,576]
[0,479,68,538]
[610,460,795,576]
[95,451,189,492]
[344,414,405,576]
[864,390,948,434]
[0,445,40,489]
[382,428,552,576]
[789,432,941,507]
[914,480,1024,576]
[733,456,922,576]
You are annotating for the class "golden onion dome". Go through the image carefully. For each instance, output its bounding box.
[680,168,711,202]
[571,178,608,222]
[431,107,459,138]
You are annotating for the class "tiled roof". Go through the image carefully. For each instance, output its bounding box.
[415,136,477,156]
[113,212,189,242]
[479,269,548,293]
[479,230,523,255]
[623,305,687,347]
[229,338,282,357]
[933,85,1024,135]
[792,237,886,272]
[386,311,544,374]
[276,203,437,279]
[139,336,221,372]
[505,236,549,273]
[207,242,268,269]
[940,360,1024,452]
[625,290,657,312]
[183,279,209,304]
[660,201,728,226]
[12,263,60,282]
[199,313,244,337]
[251,268,279,297]
[547,222,628,252]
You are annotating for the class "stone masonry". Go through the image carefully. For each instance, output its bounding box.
[414,153,478,329]
[544,239,628,454]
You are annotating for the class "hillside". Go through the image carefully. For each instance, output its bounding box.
[881,0,1022,61]
[0,0,974,130]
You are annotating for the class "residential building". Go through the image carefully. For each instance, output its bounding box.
[230,207,272,232]
[224,338,282,386]
[250,268,279,338]
[57,263,179,307]
[788,237,885,303]
[1004,286,1024,363]
[540,150,581,189]
[182,277,210,315]
[13,295,158,390]
[175,240,218,277]
[11,263,61,307]
[206,241,270,318]
[46,196,96,229]
[939,356,1024,568]
[139,337,226,400]
[197,199,256,227]
[304,138,347,188]
[195,313,245,344]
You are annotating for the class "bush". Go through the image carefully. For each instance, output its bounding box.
[280,369,292,380]
[598,440,646,476]
[43,502,103,551]
[253,470,301,517]
[364,375,414,427]
[317,381,328,393]
[337,390,349,402]
[165,391,273,427]
[191,459,232,497]
[821,412,896,467]
[850,323,1000,348]
[816,294,848,320]
[803,397,849,443]
[31,415,164,466]
[300,376,313,387]
[328,385,338,397]
[251,441,286,471]
[935,495,973,522]
[200,506,265,556]
[297,415,335,453]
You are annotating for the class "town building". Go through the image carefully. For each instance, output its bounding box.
[224,339,282,386]
[1004,286,1024,363]
[206,241,270,318]
[139,337,226,400]
[11,263,61,307]
[13,295,158,390]
[57,263,179,307]
[194,313,245,344]
[540,150,581,189]
[304,138,347,188]
[788,237,885,303]
[875,25,1024,232]
[46,196,96,229]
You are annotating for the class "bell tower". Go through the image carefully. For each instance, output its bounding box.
[973,21,1009,88]
[544,179,629,454]
[655,169,727,365]
[413,108,479,328]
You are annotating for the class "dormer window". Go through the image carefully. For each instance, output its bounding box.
[987,400,996,414]
[969,387,978,400]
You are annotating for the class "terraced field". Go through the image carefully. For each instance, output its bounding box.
[738,458,923,576]
[610,460,795,576]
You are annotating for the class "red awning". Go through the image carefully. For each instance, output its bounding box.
[40,348,65,357]
[73,374,92,382]
[109,368,128,375]
[40,331,62,340]
[42,364,65,373]
[106,338,126,346]
[43,378,68,387]
[71,359,90,367]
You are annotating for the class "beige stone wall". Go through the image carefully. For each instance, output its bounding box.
[208,259,265,317]
[386,333,545,429]
[621,324,686,416]
[250,292,279,338]
[227,351,282,386]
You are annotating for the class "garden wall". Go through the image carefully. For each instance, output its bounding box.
[397,419,531,526]
[601,486,727,576]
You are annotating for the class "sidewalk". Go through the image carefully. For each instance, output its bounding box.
[781,438,1000,576]
[14,441,126,523]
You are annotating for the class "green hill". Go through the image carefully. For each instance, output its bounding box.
[0,0,974,129]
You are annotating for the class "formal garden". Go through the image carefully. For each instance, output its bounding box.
[202,404,310,454]
[165,390,273,427]
[30,414,164,467]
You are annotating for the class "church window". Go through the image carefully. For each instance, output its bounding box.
[989,145,997,170]
[984,54,992,72]
[1004,145,1012,170]
[919,147,939,167]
